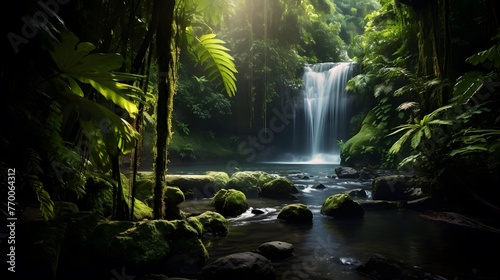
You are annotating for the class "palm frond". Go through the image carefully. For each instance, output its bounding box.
[189,33,238,97]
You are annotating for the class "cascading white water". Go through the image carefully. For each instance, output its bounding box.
[298,62,357,163]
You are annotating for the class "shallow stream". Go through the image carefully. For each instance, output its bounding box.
[169,163,499,280]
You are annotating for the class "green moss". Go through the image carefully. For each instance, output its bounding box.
[133,199,153,220]
[187,216,204,236]
[192,211,228,236]
[121,175,153,221]
[134,172,155,201]
[206,171,230,189]
[341,110,385,167]
[261,177,299,199]
[321,193,365,219]
[225,171,261,193]
[212,189,248,217]
[165,186,185,205]
[277,203,313,223]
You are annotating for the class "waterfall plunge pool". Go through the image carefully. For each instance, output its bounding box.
[170,162,500,280]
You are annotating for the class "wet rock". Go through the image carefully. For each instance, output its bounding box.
[357,254,447,280]
[255,241,294,260]
[260,177,299,199]
[164,186,185,220]
[313,183,327,189]
[277,203,313,223]
[166,172,230,198]
[359,167,378,179]
[212,189,249,217]
[372,175,424,201]
[346,188,367,198]
[359,200,400,210]
[335,166,360,179]
[252,208,265,215]
[225,171,276,198]
[187,211,228,236]
[197,252,276,280]
[321,193,365,219]
[84,219,208,278]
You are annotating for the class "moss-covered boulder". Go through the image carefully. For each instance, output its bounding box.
[225,171,276,197]
[212,189,249,217]
[84,219,208,278]
[321,193,365,219]
[79,175,153,221]
[166,171,230,198]
[164,186,185,220]
[340,110,385,168]
[134,172,156,201]
[188,211,229,236]
[260,177,299,199]
[277,203,313,223]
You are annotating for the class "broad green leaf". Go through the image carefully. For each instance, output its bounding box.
[49,30,144,117]
[68,53,124,74]
[61,74,84,97]
[411,130,422,149]
[452,72,484,104]
[388,129,414,154]
[68,94,139,170]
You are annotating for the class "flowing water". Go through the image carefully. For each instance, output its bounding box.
[288,62,357,164]
[170,163,500,280]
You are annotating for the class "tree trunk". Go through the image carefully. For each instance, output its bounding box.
[111,155,130,220]
[412,0,451,112]
[153,0,178,220]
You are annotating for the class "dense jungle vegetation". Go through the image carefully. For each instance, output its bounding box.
[1,0,499,244]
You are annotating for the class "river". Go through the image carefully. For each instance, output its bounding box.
[167,162,499,280]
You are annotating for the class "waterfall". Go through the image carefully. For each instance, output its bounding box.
[292,62,357,163]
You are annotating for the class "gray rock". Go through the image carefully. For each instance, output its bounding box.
[197,252,276,280]
[255,241,294,260]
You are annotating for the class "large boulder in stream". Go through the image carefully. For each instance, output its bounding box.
[372,175,424,201]
[255,241,294,260]
[197,252,276,280]
[277,203,313,223]
[212,189,249,217]
[321,193,365,219]
[166,171,230,198]
[225,171,277,197]
[334,166,360,179]
[187,211,229,236]
[260,177,299,200]
[357,254,447,280]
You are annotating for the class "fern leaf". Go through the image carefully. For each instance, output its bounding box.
[388,129,414,154]
[397,153,421,169]
[190,33,238,97]
[410,129,423,149]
